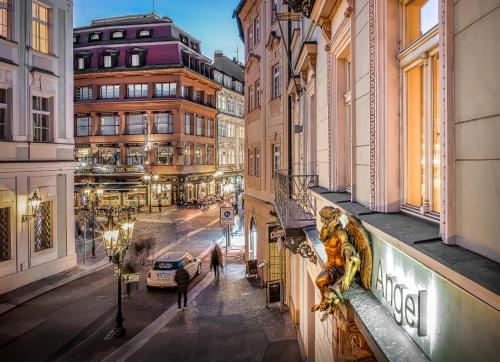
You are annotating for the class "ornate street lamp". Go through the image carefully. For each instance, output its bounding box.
[102,208,135,338]
[22,190,41,222]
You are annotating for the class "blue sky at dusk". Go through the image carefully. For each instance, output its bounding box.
[73,0,244,63]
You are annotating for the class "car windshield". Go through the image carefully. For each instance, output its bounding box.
[153,261,183,270]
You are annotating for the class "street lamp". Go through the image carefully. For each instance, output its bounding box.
[102,207,135,338]
[79,183,104,258]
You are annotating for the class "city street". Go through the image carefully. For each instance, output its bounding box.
[0,205,298,362]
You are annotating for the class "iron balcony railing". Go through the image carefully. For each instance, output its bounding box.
[274,171,318,229]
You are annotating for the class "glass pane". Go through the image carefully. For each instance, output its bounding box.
[432,55,440,212]
[405,0,438,45]
[406,65,424,207]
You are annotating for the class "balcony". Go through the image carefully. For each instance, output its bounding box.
[274,171,318,230]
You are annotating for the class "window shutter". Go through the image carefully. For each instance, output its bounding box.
[112,52,119,67]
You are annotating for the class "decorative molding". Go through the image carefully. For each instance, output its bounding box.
[265,31,282,50]
[327,51,334,190]
[368,0,376,210]
[244,53,261,74]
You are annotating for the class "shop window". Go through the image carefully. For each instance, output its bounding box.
[34,201,52,252]
[100,115,119,135]
[403,0,438,46]
[100,85,120,99]
[154,113,173,134]
[32,2,50,54]
[0,88,7,140]
[0,206,10,261]
[125,114,146,135]
[154,82,177,97]
[157,144,173,165]
[0,0,10,39]
[127,84,148,98]
[32,96,50,142]
[272,64,281,99]
[98,146,120,165]
[127,145,146,165]
[75,86,92,101]
[75,115,92,136]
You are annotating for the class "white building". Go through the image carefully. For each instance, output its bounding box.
[0,0,76,294]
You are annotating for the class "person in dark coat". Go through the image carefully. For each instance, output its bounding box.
[174,266,190,310]
[210,244,223,280]
[157,197,162,213]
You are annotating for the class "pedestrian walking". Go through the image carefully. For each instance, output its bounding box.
[175,265,190,310]
[210,244,223,280]
[123,262,137,298]
[157,197,162,213]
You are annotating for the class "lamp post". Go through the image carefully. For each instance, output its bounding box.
[22,191,42,269]
[102,207,135,338]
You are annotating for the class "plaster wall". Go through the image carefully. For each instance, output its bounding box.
[453,1,500,262]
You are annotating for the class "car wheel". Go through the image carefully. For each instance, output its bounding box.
[146,285,152,291]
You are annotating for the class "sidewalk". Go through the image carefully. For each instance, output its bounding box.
[111,261,302,362]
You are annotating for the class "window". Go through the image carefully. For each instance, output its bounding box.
[138,29,151,38]
[255,80,261,108]
[248,150,254,176]
[401,3,440,215]
[214,72,223,83]
[89,32,101,41]
[184,144,192,165]
[239,126,244,139]
[111,30,124,39]
[272,0,279,23]
[129,49,147,67]
[127,84,148,98]
[0,88,8,139]
[255,148,260,177]
[254,17,260,43]
[32,96,50,142]
[195,116,203,136]
[184,112,192,134]
[228,97,234,112]
[0,207,10,261]
[103,55,112,68]
[207,145,214,164]
[182,85,189,99]
[227,123,235,138]
[248,85,254,111]
[100,115,119,135]
[154,83,177,97]
[234,82,243,93]
[247,26,253,51]
[98,145,120,165]
[100,85,120,99]
[0,0,9,39]
[125,114,146,135]
[272,64,281,99]
[344,57,352,191]
[221,94,227,110]
[157,144,173,165]
[194,90,201,103]
[73,35,79,44]
[131,53,140,67]
[32,2,50,54]
[273,144,281,176]
[75,86,93,101]
[75,115,92,136]
[218,121,227,137]
[403,0,438,46]
[153,113,173,134]
[195,144,202,165]
[77,57,85,70]
[126,145,145,165]
[223,76,232,89]
[34,201,52,252]
[206,118,213,137]
[228,149,235,165]
[206,94,212,106]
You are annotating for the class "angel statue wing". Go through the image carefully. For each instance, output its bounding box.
[345,215,372,289]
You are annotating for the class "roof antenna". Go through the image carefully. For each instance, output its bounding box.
[235,46,239,61]
[152,0,156,15]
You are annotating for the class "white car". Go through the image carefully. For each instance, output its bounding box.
[146,252,201,290]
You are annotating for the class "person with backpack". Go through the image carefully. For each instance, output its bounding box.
[174,265,190,310]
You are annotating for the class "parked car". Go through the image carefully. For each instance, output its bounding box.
[146,252,201,290]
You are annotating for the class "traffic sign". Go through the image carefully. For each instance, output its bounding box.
[220,206,235,226]
[121,273,141,283]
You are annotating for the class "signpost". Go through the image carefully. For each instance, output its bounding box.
[220,206,235,267]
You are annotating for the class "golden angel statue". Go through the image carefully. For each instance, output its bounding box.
[312,206,372,321]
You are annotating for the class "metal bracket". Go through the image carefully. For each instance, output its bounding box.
[284,237,317,264]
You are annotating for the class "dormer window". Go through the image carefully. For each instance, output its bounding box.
[128,48,147,67]
[89,32,102,42]
[111,30,125,39]
[75,52,92,71]
[180,35,188,45]
[102,49,119,68]
[137,29,151,38]
[73,35,79,44]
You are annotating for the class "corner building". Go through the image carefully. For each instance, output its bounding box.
[73,14,219,208]
[0,0,76,294]
[261,1,500,361]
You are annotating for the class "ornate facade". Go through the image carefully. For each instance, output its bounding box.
[73,14,220,208]
[0,0,76,294]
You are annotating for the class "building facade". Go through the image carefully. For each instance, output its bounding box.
[266,0,500,361]
[236,0,291,288]
[0,0,76,294]
[73,14,220,209]
[213,51,245,194]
